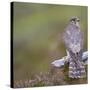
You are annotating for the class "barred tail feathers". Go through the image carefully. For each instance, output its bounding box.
[69,59,86,78]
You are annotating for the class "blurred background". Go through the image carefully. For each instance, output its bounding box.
[13,2,87,81]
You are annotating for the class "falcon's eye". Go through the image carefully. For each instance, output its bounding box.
[77,19,80,22]
[71,19,75,22]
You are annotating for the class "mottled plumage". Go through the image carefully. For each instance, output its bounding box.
[63,17,86,78]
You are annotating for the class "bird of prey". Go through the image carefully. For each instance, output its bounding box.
[63,16,86,78]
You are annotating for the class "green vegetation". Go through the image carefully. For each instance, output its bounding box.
[14,64,87,88]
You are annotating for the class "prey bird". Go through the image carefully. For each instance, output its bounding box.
[63,16,86,78]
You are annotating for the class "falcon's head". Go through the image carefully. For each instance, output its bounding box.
[70,16,80,28]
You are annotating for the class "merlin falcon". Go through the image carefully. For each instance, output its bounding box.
[63,17,86,78]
